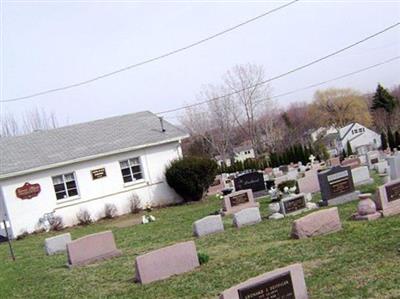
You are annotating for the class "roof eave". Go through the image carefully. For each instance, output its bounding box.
[0,134,189,181]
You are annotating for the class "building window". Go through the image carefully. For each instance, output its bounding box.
[120,158,143,183]
[52,173,79,200]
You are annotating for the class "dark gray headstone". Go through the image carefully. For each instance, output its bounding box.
[234,172,265,192]
[318,166,358,205]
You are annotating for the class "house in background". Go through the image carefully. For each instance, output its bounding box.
[311,123,381,157]
[338,122,381,155]
[233,144,256,162]
[0,111,188,239]
[215,144,256,167]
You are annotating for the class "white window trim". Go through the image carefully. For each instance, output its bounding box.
[53,172,81,204]
[119,157,146,187]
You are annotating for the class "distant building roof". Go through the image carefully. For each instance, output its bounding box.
[234,145,253,153]
[0,111,188,178]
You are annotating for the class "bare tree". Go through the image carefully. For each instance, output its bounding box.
[181,84,237,162]
[0,112,20,137]
[223,63,271,155]
[1,107,61,138]
[258,103,286,152]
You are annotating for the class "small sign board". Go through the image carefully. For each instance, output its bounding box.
[91,168,107,180]
[370,157,379,164]
[15,182,41,200]
[238,271,295,299]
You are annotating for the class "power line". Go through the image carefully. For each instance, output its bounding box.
[163,55,400,120]
[157,22,400,115]
[2,0,299,103]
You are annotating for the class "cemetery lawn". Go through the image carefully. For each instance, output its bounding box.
[1,173,399,299]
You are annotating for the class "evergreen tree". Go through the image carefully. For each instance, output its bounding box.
[381,132,388,150]
[346,141,353,156]
[388,127,396,150]
[342,149,347,159]
[395,131,400,149]
[371,84,396,113]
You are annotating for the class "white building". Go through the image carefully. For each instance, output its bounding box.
[0,111,187,239]
[233,145,256,162]
[214,145,256,167]
[338,122,381,155]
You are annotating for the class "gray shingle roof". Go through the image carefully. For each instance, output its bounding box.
[0,111,187,178]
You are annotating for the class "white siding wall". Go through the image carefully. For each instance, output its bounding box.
[340,123,381,154]
[0,141,182,238]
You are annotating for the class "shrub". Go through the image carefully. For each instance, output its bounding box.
[277,180,299,194]
[76,209,92,225]
[198,252,210,265]
[104,203,117,219]
[16,230,29,240]
[129,193,141,214]
[165,157,218,202]
[49,216,64,231]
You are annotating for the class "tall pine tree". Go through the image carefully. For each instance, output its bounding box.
[395,131,400,149]
[388,127,396,150]
[346,141,353,156]
[371,84,396,113]
[381,132,388,150]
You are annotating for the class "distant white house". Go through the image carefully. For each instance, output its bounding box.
[338,123,381,155]
[0,111,188,239]
[214,144,256,167]
[311,123,381,156]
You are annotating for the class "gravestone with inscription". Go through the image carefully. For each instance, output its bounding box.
[234,172,266,193]
[318,166,358,206]
[221,189,259,216]
[219,263,308,299]
[367,151,380,170]
[375,178,400,217]
[280,193,308,216]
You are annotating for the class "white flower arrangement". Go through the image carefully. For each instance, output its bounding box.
[141,202,156,224]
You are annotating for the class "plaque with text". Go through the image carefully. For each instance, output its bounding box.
[318,166,355,201]
[283,196,306,214]
[91,168,107,180]
[16,182,41,200]
[370,158,379,164]
[230,193,250,207]
[330,178,352,196]
[238,272,295,299]
[386,182,400,202]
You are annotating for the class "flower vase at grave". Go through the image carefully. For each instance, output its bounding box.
[352,193,381,221]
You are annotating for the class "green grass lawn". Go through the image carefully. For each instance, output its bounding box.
[1,172,399,299]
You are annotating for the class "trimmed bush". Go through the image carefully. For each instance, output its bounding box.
[49,216,64,231]
[165,157,218,202]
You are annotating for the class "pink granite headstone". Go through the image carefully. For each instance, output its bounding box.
[342,158,361,169]
[221,189,259,216]
[135,241,200,284]
[219,263,308,299]
[291,207,342,239]
[66,231,122,267]
[297,169,320,194]
[375,178,400,217]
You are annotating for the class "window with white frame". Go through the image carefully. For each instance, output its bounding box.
[52,173,79,200]
[119,157,143,183]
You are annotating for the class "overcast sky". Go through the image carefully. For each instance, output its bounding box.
[1,0,400,126]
